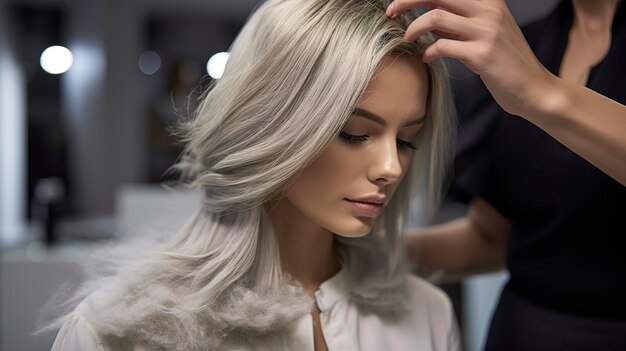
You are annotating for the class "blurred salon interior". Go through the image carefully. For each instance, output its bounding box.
[0,0,559,349]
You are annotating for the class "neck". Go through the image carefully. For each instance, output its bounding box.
[571,0,619,34]
[266,202,341,295]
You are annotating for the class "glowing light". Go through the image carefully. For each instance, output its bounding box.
[138,50,161,75]
[40,45,73,74]
[206,52,229,79]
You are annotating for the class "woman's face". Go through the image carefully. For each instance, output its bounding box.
[274,54,429,238]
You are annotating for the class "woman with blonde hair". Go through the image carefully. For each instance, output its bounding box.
[46,0,459,349]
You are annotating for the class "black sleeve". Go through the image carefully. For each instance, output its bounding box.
[447,70,503,207]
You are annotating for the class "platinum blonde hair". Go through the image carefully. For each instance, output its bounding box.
[40,0,455,349]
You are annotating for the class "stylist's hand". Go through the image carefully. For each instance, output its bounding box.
[387,0,556,117]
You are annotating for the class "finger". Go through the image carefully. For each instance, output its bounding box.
[422,39,475,66]
[387,0,480,18]
[404,8,483,43]
[431,30,462,41]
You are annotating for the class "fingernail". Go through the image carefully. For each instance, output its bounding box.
[386,2,395,16]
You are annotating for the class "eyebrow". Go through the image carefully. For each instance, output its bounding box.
[352,107,425,127]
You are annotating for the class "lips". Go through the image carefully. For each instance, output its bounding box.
[344,197,385,217]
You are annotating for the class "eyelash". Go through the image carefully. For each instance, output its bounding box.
[339,131,417,150]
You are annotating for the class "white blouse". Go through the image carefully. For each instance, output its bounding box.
[51,270,461,351]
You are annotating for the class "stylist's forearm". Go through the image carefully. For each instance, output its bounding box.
[523,75,626,186]
[407,218,506,281]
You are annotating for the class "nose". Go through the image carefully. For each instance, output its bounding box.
[368,137,403,186]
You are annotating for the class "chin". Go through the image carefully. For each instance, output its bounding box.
[332,217,374,238]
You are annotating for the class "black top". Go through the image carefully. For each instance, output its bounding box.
[450,0,626,320]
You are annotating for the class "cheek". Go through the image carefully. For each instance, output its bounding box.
[400,152,413,177]
[307,139,373,184]
[284,142,374,237]
[387,152,414,196]
[292,142,354,197]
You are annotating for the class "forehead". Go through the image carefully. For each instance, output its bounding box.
[357,55,429,124]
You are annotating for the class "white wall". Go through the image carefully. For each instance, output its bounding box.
[62,0,144,217]
[0,1,27,246]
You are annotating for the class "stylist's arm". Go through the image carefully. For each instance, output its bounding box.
[387,0,626,185]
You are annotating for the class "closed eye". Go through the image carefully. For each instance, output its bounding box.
[397,138,417,150]
[339,131,417,150]
[339,131,368,144]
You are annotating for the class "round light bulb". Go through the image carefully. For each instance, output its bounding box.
[40,45,73,74]
[206,52,229,79]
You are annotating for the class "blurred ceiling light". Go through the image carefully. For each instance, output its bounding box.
[207,51,229,79]
[40,45,73,74]
[138,50,161,75]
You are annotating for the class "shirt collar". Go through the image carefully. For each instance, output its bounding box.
[314,267,351,312]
